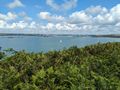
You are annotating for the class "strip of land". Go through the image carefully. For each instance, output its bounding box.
[0,33,120,38]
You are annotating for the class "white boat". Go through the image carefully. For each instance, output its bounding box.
[59,40,62,43]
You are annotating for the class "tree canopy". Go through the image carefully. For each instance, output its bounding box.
[0,42,120,90]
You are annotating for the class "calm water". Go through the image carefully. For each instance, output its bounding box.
[0,36,120,52]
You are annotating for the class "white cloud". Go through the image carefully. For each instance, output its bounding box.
[111,4,120,15]
[0,20,7,28]
[69,11,92,24]
[0,11,32,22]
[38,12,65,22]
[38,12,50,20]
[0,12,17,21]
[55,22,78,31]
[11,21,28,29]
[37,4,120,34]
[29,22,37,29]
[115,22,120,27]
[0,12,32,30]
[85,6,108,15]
[7,0,24,9]
[93,4,120,25]
[94,14,114,25]
[18,12,32,21]
[68,4,120,26]
[110,4,120,21]
[45,23,54,30]
[46,0,77,10]
[0,20,33,30]
[1,4,120,34]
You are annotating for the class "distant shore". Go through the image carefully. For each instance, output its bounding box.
[0,33,120,38]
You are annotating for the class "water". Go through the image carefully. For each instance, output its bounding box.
[0,36,120,52]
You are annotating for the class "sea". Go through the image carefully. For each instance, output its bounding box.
[0,35,120,52]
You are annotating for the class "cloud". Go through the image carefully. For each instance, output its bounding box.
[0,20,36,30]
[0,11,32,22]
[115,22,120,27]
[38,12,65,22]
[7,0,24,9]
[0,20,7,28]
[18,12,32,21]
[38,12,50,20]
[0,12,32,30]
[69,11,92,24]
[46,0,78,10]
[93,4,120,25]
[1,4,120,34]
[37,4,120,34]
[85,6,108,15]
[0,12,17,21]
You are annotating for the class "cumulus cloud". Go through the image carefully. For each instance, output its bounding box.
[46,0,78,10]
[69,11,92,24]
[0,12,33,30]
[0,20,37,30]
[18,12,32,21]
[7,0,24,9]
[38,12,65,22]
[11,21,29,29]
[1,4,120,34]
[0,20,7,28]
[85,6,108,15]
[93,4,120,25]
[0,12,17,21]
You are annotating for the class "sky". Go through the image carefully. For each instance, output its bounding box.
[0,0,120,34]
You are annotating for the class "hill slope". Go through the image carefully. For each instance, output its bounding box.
[0,42,120,90]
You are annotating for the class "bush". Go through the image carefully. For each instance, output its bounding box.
[0,42,120,90]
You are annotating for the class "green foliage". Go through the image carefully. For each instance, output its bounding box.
[0,42,120,90]
[0,52,5,60]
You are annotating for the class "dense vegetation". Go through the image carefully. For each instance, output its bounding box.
[0,42,120,90]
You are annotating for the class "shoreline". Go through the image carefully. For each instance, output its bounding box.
[0,33,120,38]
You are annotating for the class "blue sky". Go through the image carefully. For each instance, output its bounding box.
[0,0,120,34]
